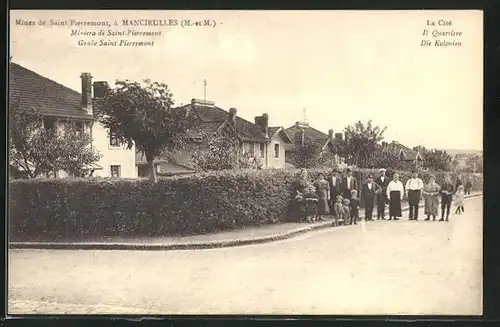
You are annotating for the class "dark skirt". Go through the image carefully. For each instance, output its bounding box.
[408,190,421,206]
[389,191,402,217]
[317,196,329,215]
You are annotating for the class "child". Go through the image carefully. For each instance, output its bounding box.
[305,184,319,223]
[350,190,360,225]
[333,195,344,226]
[343,198,351,225]
[295,190,306,221]
[454,185,465,214]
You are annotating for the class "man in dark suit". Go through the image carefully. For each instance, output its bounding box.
[361,174,379,221]
[328,170,342,210]
[342,168,358,199]
[375,168,390,220]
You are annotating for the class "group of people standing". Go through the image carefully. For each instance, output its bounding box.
[295,168,471,223]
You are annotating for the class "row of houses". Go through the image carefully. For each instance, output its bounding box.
[9,62,423,178]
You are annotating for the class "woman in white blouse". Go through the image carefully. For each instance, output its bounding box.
[386,173,404,220]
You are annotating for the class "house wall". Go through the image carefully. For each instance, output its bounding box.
[91,121,137,178]
[242,141,266,159]
[266,133,286,168]
[41,119,135,178]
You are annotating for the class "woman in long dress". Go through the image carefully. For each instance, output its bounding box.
[423,175,441,221]
[314,173,330,220]
[386,173,404,220]
[294,169,311,221]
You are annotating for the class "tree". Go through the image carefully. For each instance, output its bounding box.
[413,145,452,171]
[365,148,400,169]
[288,141,324,169]
[9,102,101,179]
[338,120,387,168]
[192,132,255,171]
[96,79,195,182]
[422,149,452,171]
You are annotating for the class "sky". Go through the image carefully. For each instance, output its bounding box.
[9,10,483,150]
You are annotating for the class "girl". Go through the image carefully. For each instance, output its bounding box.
[333,195,344,226]
[343,198,351,225]
[305,183,319,223]
[454,185,465,214]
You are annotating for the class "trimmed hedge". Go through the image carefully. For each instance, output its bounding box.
[8,168,483,241]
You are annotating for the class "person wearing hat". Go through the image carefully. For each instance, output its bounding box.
[361,174,381,221]
[328,170,342,212]
[439,175,455,222]
[341,168,358,199]
[405,170,424,220]
[375,168,390,220]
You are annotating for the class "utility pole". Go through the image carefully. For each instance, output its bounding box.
[203,79,207,103]
[303,107,307,125]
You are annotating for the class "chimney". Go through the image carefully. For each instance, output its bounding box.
[294,131,304,146]
[335,133,343,142]
[93,81,109,98]
[80,73,93,115]
[228,108,237,125]
[295,121,301,127]
[261,113,269,138]
[328,129,334,140]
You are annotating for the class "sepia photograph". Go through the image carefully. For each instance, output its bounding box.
[8,10,483,315]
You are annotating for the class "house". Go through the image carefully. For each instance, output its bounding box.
[8,62,137,178]
[452,152,483,173]
[380,141,424,168]
[284,121,342,165]
[139,98,293,174]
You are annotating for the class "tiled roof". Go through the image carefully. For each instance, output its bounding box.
[185,121,224,138]
[381,141,420,161]
[268,127,281,137]
[135,151,170,165]
[135,150,195,170]
[9,62,93,120]
[178,103,269,142]
[285,124,330,147]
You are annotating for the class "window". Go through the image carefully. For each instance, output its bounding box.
[248,142,255,156]
[43,117,56,132]
[75,122,84,135]
[138,166,148,178]
[110,165,121,177]
[274,143,280,158]
[109,127,121,147]
[260,143,265,155]
[243,142,250,155]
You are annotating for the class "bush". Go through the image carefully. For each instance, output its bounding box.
[8,169,483,241]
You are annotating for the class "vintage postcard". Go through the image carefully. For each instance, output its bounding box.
[8,10,483,315]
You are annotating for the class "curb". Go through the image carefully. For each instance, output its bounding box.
[9,193,482,251]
